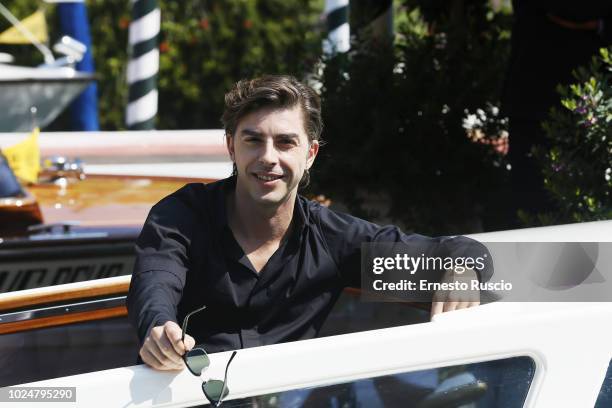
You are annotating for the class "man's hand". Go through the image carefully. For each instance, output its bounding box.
[139,321,196,371]
[430,268,481,320]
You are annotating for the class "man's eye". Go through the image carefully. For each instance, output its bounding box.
[279,139,296,146]
[245,137,260,143]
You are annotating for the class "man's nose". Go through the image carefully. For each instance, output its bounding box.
[258,138,278,165]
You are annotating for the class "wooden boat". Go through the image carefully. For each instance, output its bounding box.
[0,131,228,293]
[0,129,230,293]
[0,163,213,292]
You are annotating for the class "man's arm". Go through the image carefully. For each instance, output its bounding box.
[314,204,492,317]
[127,270,194,370]
[126,193,197,370]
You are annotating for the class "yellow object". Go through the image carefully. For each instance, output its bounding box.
[0,10,48,44]
[3,127,41,183]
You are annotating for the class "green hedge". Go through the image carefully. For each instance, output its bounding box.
[309,2,513,235]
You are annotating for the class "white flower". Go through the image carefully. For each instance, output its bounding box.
[490,106,499,116]
[476,109,487,121]
[462,114,482,130]
[393,62,405,74]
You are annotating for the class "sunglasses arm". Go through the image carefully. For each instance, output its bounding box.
[181,305,207,343]
[215,351,238,407]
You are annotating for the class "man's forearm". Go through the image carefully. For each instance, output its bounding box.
[127,270,183,346]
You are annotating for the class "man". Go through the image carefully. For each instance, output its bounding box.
[127,75,489,371]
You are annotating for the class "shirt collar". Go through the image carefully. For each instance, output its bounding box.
[213,175,308,262]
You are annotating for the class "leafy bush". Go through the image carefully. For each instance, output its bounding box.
[536,48,612,222]
[310,2,512,235]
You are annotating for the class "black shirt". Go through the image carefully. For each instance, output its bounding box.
[127,176,491,353]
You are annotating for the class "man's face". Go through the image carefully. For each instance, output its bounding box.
[226,105,319,207]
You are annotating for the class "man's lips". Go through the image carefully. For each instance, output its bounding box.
[253,173,284,182]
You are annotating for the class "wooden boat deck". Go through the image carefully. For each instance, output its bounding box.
[29,175,213,227]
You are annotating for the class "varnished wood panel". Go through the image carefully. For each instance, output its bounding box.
[29,175,212,227]
[0,275,131,311]
[0,306,127,334]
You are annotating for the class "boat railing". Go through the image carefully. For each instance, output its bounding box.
[0,274,426,336]
[0,274,130,334]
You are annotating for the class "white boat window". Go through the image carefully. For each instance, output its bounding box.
[189,356,534,408]
[595,360,612,407]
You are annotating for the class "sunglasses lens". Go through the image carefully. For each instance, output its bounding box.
[203,380,229,403]
[185,348,209,375]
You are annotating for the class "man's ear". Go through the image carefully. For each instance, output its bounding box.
[306,140,319,169]
[226,133,235,162]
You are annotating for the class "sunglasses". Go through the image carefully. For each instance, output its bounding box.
[181,305,237,407]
